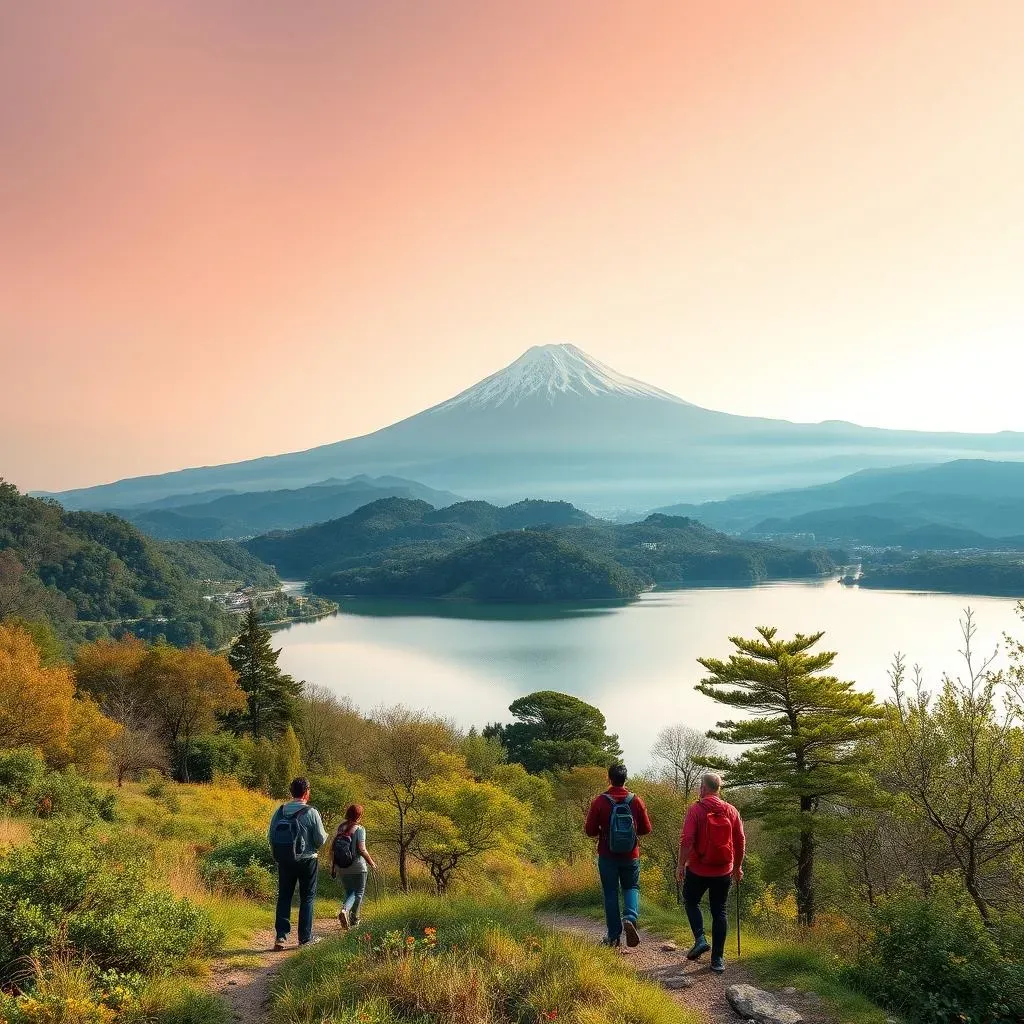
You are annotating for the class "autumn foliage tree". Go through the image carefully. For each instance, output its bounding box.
[0,622,75,754]
[74,634,244,781]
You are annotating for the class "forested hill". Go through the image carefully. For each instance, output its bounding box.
[245,497,598,577]
[0,480,248,646]
[246,496,834,599]
[319,530,645,602]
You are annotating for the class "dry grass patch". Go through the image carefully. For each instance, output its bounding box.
[271,895,696,1024]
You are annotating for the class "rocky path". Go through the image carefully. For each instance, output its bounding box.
[539,912,832,1024]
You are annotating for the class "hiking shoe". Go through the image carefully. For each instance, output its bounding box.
[338,907,350,930]
[623,921,641,947]
[600,936,621,948]
[299,936,323,947]
[686,936,710,960]
[710,955,725,974]
[273,939,287,952]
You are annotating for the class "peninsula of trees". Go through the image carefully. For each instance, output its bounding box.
[245,497,835,603]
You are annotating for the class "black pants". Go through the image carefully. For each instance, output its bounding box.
[275,857,318,944]
[682,868,732,958]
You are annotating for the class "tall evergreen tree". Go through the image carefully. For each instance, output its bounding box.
[226,605,302,740]
[696,627,884,925]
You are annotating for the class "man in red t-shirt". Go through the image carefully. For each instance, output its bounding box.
[584,763,653,948]
[676,772,745,974]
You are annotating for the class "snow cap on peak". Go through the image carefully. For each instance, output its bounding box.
[437,343,687,410]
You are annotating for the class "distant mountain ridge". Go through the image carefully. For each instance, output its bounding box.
[104,476,462,540]
[41,345,1024,511]
[656,459,1024,547]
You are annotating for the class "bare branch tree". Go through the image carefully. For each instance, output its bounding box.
[650,723,717,797]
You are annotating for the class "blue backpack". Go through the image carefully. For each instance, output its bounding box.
[270,805,310,865]
[603,792,637,854]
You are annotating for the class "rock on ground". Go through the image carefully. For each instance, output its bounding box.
[726,983,804,1024]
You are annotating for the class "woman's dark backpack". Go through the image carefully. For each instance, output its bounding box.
[332,824,358,870]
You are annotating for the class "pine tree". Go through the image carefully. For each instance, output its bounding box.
[227,606,302,740]
[696,627,884,925]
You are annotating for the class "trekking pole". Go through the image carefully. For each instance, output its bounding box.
[735,874,741,961]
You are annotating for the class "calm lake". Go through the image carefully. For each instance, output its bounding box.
[273,581,1023,765]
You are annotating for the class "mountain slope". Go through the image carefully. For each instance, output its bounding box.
[117,476,461,539]
[44,345,1024,511]
[0,480,239,646]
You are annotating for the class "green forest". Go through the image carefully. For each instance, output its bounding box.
[247,497,834,602]
[0,480,242,648]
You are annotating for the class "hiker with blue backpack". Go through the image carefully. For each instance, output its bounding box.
[268,777,328,950]
[584,763,653,948]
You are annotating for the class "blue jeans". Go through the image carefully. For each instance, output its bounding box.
[342,872,367,923]
[275,857,318,944]
[598,856,640,943]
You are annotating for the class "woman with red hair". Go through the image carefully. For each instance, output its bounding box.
[331,804,377,928]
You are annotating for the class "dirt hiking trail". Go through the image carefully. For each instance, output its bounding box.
[540,912,834,1024]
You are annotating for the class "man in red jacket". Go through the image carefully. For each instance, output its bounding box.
[676,772,745,974]
[585,763,653,948]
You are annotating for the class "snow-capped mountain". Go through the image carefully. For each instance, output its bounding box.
[48,343,1024,511]
[435,344,688,409]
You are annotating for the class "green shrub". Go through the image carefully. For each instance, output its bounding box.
[0,822,222,983]
[200,859,276,900]
[199,832,277,899]
[850,880,1024,1024]
[203,833,276,872]
[33,767,116,821]
[0,750,115,821]
[173,734,247,784]
[0,747,46,812]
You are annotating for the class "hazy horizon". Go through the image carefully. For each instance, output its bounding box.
[5,1,1024,491]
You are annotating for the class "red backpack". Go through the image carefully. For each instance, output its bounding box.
[695,799,734,868]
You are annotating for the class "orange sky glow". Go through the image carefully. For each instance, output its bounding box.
[3,1,1024,491]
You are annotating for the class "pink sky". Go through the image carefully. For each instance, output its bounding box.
[3,1,1024,492]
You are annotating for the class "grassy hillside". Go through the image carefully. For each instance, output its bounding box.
[271,895,695,1024]
[0,480,238,646]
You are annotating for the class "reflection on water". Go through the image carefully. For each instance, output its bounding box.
[328,597,626,622]
[274,583,1023,765]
